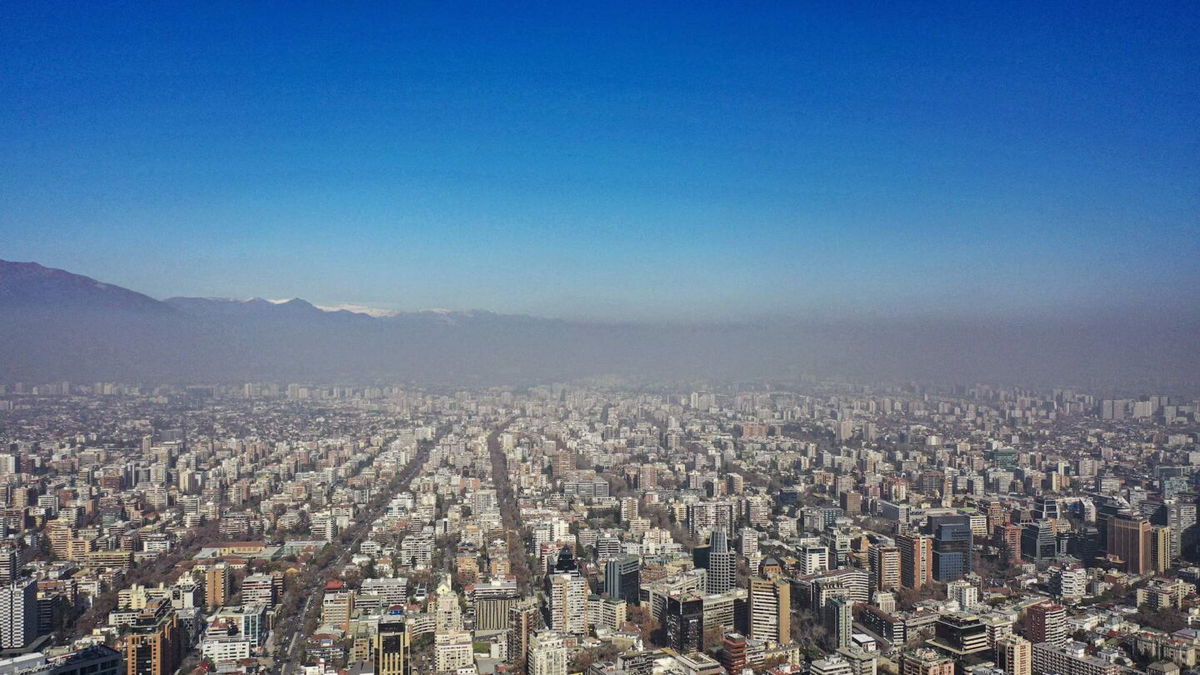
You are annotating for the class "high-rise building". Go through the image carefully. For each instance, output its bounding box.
[928,614,989,657]
[687,502,735,539]
[472,578,521,631]
[1150,499,1197,561]
[1025,601,1067,646]
[841,491,863,515]
[1034,497,1061,521]
[873,591,896,614]
[597,597,626,631]
[1031,642,1119,675]
[322,584,356,632]
[997,635,1032,675]
[126,600,181,675]
[1051,566,1088,603]
[506,601,541,675]
[434,574,463,632]
[551,451,573,477]
[692,542,710,571]
[931,519,973,582]
[204,563,229,609]
[868,544,900,593]
[0,547,17,585]
[719,633,747,674]
[374,620,409,675]
[897,534,933,589]
[748,576,790,643]
[743,496,772,527]
[837,419,855,443]
[1095,497,1125,554]
[434,631,472,672]
[947,579,978,611]
[800,546,831,576]
[665,592,704,654]
[241,573,279,610]
[527,630,567,675]
[638,465,657,490]
[1108,513,1152,574]
[824,595,854,651]
[0,578,37,649]
[705,532,736,595]
[1021,521,1058,562]
[551,545,577,574]
[998,523,1023,565]
[986,501,1006,531]
[739,528,759,558]
[545,571,587,635]
[620,497,639,523]
[1150,525,1171,574]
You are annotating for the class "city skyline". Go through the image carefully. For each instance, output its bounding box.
[3,6,1200,675]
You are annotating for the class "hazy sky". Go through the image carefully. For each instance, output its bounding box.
[2,3,1197,320]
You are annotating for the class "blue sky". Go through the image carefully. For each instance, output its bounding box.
[2,2,1197,320]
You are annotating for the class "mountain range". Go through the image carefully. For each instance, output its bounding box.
[0,259,1196,392]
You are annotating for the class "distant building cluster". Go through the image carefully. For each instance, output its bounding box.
[0,380,1197,675]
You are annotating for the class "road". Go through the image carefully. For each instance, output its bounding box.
[275,426,446,674]
[486,419,533,593]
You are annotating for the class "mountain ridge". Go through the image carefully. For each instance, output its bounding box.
[0,259,1196,392]
[0,260,172,313]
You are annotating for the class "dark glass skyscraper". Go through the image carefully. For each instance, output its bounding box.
[930,517,973,582]
[604,554,641,605]
[666,593,704,654]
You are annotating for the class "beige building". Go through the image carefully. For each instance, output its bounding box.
[749,576,790,643]
[997,635,1032,675]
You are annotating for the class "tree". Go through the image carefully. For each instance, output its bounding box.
[703,624,725,653]
[569,650,596,672]
[895,582,947,610]
[608,473,633,498]
[790,608,827,648]
[627,605,661,646]
[1131,608,1188,633]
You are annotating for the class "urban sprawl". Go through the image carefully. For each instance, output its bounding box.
[0,381,1197,675]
